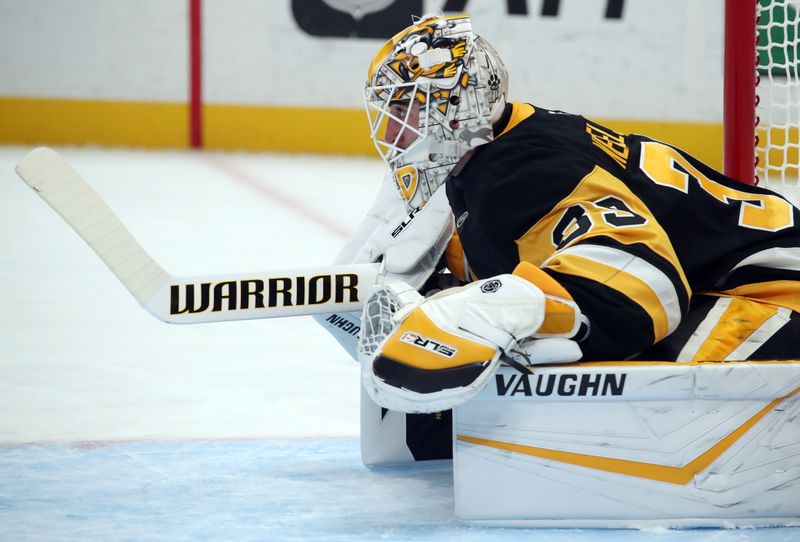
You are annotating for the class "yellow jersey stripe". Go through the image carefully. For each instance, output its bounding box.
[691,298,780,362]
[546,250,675,340]
[445,230,468,282]
[496,102,535,138]
[719,280,800,313]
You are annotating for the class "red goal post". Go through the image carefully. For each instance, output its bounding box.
[724,0,799,199]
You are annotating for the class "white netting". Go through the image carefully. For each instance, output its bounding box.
[757,0,800,202]
[357,286,403,364]
[357,281,424,364]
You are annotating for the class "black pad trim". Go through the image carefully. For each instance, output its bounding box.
[373,355,488,393]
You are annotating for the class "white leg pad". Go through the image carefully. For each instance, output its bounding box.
[453,361,800,528]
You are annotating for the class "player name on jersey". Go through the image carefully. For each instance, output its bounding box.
[169,273,360,314]
[495,372,627,397]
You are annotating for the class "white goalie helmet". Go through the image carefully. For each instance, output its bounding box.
[364,14,508,209]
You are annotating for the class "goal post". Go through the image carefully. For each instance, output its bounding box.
[724,0,758,185]
[725,0,800,199]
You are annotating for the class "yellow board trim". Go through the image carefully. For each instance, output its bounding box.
[3,96,780,168]
[0,97,376,154]
[204,103,374,154]
[598,118,725,171]
[457,385,800,485]
[0,96,188,148]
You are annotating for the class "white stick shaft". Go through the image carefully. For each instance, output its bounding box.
[16,147,380,323]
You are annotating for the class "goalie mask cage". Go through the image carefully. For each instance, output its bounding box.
[725,0,800,202]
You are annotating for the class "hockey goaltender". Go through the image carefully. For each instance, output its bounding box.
[313,14,800,525]
[317,14,800,422]
[14,10,800,527]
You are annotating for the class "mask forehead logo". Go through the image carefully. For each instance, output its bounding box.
[386,31,468,84]
[368,16,465,79]
[375,27,469,127]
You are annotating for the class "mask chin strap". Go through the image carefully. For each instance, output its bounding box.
[426,139,469,158]
[401,138,468,164]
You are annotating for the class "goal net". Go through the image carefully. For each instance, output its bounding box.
[725,0,800,203]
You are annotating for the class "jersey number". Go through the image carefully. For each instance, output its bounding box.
[639,142,793,232]
[552,197,646,249]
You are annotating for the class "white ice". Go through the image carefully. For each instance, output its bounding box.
[0,146,797,541]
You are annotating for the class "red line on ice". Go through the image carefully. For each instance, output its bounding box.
[202,157,352,239]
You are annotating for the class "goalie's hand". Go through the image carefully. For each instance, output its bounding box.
[364,265,582,413]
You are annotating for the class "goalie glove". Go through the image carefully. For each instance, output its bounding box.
[359,262,585,413]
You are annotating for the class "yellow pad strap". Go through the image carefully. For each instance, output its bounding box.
[513,261,572,300]
[514,262,577,336]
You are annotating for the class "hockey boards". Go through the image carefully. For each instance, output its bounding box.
[16,147,381,323]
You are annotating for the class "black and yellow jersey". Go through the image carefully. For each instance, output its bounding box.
[445,102,800,360]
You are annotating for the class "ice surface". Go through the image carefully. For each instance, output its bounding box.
[0,146,373,443]
[0,146,797,541]
[2,439,799,542]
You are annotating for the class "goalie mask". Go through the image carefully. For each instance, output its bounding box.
[364,14,508,209]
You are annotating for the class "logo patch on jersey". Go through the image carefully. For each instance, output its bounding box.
[400,332,457,358]
[456,211,469,231]
[480,280,502,293]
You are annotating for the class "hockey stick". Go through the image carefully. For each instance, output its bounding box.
[15,147,381,324]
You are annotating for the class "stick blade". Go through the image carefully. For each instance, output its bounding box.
[15,147,170,310]
[15,148,381,324]
[16,146,64,193]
